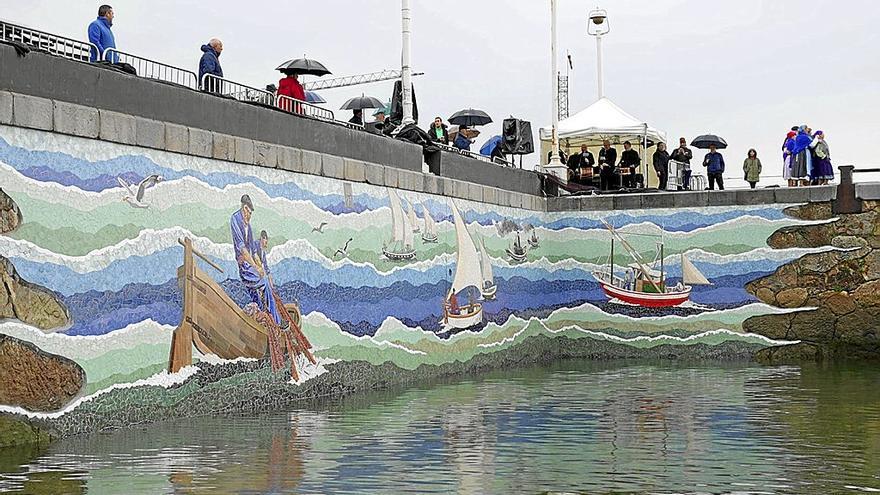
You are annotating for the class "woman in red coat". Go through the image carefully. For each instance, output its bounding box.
[277,71,305,113]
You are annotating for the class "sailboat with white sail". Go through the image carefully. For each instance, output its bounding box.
[406,198,420,234]
[421,202,439,243]
[478,237,497,300]
[591,219,712,307]
[382,189,416,261]
[442,200,484,330]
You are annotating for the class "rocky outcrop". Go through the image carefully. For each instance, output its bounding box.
[0,414,51,448]
[0,334,85,412]
[745,201,880,361]
[1,256,70,331]
[0,188,22,234]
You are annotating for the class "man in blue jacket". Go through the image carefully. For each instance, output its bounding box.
[702,144,726,190]
[87,5,117,63]
[199,39,224,93]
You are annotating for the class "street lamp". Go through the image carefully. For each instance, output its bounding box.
[587,7,610,99]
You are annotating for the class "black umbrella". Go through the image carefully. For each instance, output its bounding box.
[341,95,385,111]
[276,58,331,76]
[691,134,728,149]
[449,108,492,127]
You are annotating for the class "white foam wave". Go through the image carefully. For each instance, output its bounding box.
[0,320,173,361]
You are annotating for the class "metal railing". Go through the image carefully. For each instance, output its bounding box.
[200,73,275,105]
[103,48,197,89]
[438,142,499,164]
[0,19,97,63]
[275,94,335,121]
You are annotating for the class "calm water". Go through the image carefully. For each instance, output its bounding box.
[2,360,879,494]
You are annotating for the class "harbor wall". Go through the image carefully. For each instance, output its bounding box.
[0,122,819,436]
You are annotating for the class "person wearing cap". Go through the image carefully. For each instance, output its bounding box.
[230,194,283,327]
[782,130,797,187]
[670,137,693,190]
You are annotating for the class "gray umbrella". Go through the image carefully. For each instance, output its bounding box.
[690,134,728,150]
[340,95,385,111]
[276,58,331,76]
[449,108,493,127]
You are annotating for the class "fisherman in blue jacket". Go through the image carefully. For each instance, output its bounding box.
[702,144,726,190]
[198,39,224,92]
[87,5,117,63]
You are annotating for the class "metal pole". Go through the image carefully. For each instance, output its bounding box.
[596,33,604,99]
[548,0,563,169]
[401,0,414,125]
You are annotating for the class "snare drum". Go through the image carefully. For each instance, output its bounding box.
[578,167,594,180]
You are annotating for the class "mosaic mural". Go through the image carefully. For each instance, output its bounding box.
[0,124,824,429]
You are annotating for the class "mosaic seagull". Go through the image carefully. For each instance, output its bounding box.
[334,238,353,258]
[312,222,329,233]
[118,174,164,209]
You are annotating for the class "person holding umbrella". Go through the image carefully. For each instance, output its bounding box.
[454,125,475,151]
[703,143,726,190]
[275,58,331,114]
[340,95,384,127]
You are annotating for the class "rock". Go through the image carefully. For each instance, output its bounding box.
[776,288,808,308]
[853,280,880,307]
[787,308,837,342]
[821,291,857,316]
[755,288,776,305]
[742,313,792,340]
[0,414,52,449]
[783,202,833,221]
[863,251,880,281]
[0,256,70,331]
[0,334,85,412]
[799,251,843,273]
[756,342,822,363]
[0,188,22,234]
[834,308,880,347]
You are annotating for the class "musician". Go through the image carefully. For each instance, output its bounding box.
[567,144,595,183]
[598,140,617,190]
[619,141,642,188]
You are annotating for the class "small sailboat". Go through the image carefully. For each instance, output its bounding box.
[421,202,439,243]
[527,229,540,248]
[382,189,416,261]
[591,219,712,307]
[506,232,528,263]
[406,198,421,234]
[478,237,497,300]
[442,201,484,330]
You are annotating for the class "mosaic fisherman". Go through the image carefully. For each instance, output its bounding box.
[230,194,284,328]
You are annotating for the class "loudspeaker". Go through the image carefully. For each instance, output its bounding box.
[501,118,534,155]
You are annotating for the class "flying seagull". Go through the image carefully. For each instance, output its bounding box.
[312,222,329,233]
[118,175,164,209]
[334,238,353,258]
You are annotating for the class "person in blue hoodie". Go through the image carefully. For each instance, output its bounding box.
[198,39,224,93]
[87,5,117,63]
[702,143,726,190]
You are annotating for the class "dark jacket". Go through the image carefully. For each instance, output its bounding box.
[547,150,568,164]
[703,151,725,174]
[568,151,595,171]
[198,44,223,85]
[454,132,473,151]
[598,147,617,168]
[670,146,693,164]
[620,148,640,168]
[653,149,670,172]
[428,123,449,145]
[88,17,116,62]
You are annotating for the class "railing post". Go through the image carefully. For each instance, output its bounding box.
[833,165,862,214]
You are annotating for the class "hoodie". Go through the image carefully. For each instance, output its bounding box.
[198,44,223,84]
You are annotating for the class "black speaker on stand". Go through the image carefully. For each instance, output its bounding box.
[501,118,534,168]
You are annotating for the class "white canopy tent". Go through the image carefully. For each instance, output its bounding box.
[538,97,668,187]
[539,97,667,147]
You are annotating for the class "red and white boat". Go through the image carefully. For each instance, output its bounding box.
[592,219,711,308]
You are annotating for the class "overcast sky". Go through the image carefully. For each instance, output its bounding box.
[5,1,880,183]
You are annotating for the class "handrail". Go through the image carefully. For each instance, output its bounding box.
[200,73,275,106]
[0,18,97,63]
[275,94,334,121]
[103,48,198,89]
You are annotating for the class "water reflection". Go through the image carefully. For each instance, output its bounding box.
[1,360,878,494]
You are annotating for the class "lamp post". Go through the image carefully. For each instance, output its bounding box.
[587,7,610,100]
[401,0,414,125]
[545,0,567,183]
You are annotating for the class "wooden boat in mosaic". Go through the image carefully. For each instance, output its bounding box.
[168,237,302,373]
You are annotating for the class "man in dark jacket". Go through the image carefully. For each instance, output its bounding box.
[619,141,641,188]
[653,142,671,190]
[598,140,618,190]
[88,5,117,62]
[670,137,693,190]
[703,144,725,190]
[198,39,224,93]
[567,144,595,183]
[428,117,450,145]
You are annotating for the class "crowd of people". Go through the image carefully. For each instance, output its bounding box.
[782,125,834,186]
